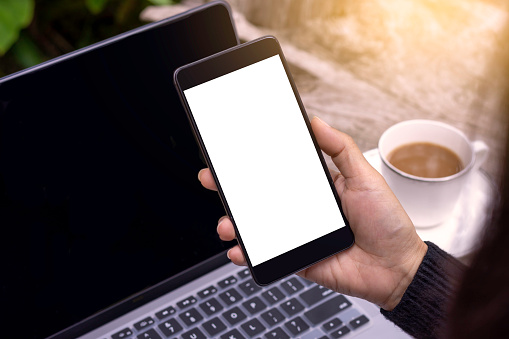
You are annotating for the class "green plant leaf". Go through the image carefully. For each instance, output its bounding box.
[86,0,109,14]
[0,0,34,26]
[0,0,34,55]
[148,0,178,6]
[0,28,18,55]
[11,32,44,68]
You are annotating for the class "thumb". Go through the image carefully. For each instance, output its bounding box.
[311,117,371,179]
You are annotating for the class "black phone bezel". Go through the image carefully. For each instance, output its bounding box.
[174,36,354,285]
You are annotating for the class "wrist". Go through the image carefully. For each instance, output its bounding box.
[383,240,428,311]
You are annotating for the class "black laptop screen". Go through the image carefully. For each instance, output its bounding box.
[0,4,237,338]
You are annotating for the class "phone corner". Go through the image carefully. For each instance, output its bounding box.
[172,67,182,87]
[342,233,355,253]
[251,275,273,287]
[211,0,232,13]
[260,35,280,45]
[249,266,275,287]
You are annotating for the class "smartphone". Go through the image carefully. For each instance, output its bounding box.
[174,36,354,285]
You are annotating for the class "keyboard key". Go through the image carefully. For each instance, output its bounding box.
[218,275,237,289]
[202,317,227,336]
[197,285,218,299]
[350,315,369,329]
[331,326,351,338]
[179,308,203,326]
[199,297,224,315]
[280,298,304,316]
[262,287,285,305]
[219,288,243,305]
[304,295,352,325]
[177,296,197,309]
[264,327,290,339]
[261,308,286,326]
[284,317,310,336]
[221,329,246,339]
[301,330,327,339]
[238,279,261,296]
[300,285,335,306]
[155,306,176,320]
[222,306,247,326]
[158,318,183,337]
[238,268,251,279]
[241,318,266,337]
[280,278,304,295]
[298,277,315,286]
[181,328,206,339]
[137,329,161,339]
[242,296,267,315]
[112,328,133,339]
[133,316,155,331]
[322,317,343,332]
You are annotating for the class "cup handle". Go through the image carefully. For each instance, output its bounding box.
[472,140,489,172]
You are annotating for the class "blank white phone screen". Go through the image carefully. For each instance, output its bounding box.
[183,55,346,267]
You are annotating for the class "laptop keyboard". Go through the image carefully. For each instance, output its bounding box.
[111,268,372,339]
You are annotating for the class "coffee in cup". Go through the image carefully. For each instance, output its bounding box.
[378,120,488,227]
[387,142,463,178]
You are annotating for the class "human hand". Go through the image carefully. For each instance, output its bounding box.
[198,116,427,310]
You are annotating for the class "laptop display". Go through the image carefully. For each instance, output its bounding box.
[0,2,238,338]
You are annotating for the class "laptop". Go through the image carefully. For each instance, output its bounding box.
[0,1,409,338]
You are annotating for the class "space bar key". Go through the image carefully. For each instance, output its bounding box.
[303,295,352,325]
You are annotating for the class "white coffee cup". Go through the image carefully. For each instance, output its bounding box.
[378,120,488,227]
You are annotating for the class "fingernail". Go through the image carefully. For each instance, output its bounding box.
[218,216,227,226]
[198,169,204,181]
[226,249,231,259]
[313,116,330,127]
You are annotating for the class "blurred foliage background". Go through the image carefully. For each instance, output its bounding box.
[0,0,179,77]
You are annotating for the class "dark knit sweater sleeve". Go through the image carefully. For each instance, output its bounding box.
[380,241,466,339]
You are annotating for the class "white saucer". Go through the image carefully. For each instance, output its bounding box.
[363,149,494,258]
